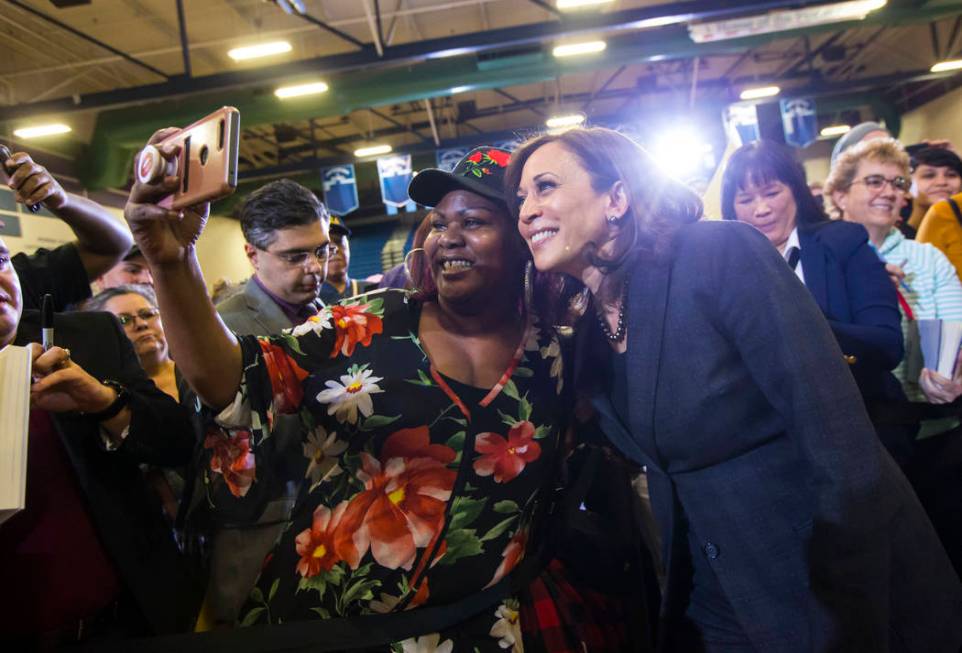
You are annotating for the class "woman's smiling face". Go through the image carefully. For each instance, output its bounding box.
[423,190,519,306]
[515,141,615,277]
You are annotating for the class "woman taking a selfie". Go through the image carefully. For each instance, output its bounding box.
[124,133,632,651]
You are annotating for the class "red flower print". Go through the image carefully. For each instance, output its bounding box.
[330,303,384,358]
[204,428,256,497]
[408,579,430,609]
[467,151,483,163]
[258,339,309,414]
[336,428,456,570]
[473,421,541,483]
[486,149,510,167]
[295,501,351,578]
[486,530,526,588]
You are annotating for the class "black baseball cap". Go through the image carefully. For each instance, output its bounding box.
[408,146,512,208]
[329,215,352,237]
[123,245,145,261]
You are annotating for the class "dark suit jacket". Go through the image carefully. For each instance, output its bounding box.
[797,220,904,404]
[583,221,962,652]
[13,310,199,635]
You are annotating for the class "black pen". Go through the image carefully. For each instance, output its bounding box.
[41,293,54,351]
[0,144,42,213]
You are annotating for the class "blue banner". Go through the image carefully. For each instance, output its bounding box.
[780,98,817,149]
[727,104,759,146]
[321,164,359,216]
[377,154,416,214]
[436,148,468,172]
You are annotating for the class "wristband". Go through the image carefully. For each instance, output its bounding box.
[84,380,130,422]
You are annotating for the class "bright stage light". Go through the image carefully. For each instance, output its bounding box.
[820,124,852,137]
[354,144,392,158]
[931,59,962,73]
[651,128,714,179]
[228,41,292,61]
[546,113,586,129]
[13,124,72,139]
[552,41,607,58]
[739,86,781,100]
[274,81,329,99]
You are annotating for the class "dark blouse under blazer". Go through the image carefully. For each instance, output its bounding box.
[581,221,962,652]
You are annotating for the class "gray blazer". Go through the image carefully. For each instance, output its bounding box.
[216,278,294,338]
[203,278,304,626]
[583,221,962,652]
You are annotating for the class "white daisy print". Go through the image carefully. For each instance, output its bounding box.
[316,364,384,424]
[490,601,523,651]
[398,633,454,653]
[303,425,348,490]
[288,307,333,337]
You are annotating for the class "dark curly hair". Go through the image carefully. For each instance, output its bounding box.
[238,179,329,249]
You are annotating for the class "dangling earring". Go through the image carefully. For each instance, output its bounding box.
[606,213,621,224]
[523,260,534,318]
[403,248,425,294]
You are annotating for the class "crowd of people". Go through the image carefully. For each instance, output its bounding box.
[1,121,961,652]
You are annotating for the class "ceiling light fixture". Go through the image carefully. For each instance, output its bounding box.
[13,123,72,139]
[546,113,586,129]
[354,144,392,158]
[739,85,781,100]
[552,40,607,58]
[820,124,852,137]
[557,0,614,10]
[274,81,329,99]
[228,41,292,61]
[931,59,962,73]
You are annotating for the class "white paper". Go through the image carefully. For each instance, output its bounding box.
[0,344,32,525]
[918,320,962,378]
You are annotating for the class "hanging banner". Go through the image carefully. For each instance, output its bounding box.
[436,148,469,172]
[321,164,359,216]
[377,154,416,215]
[726,103,760,146]
[780,98,818,149]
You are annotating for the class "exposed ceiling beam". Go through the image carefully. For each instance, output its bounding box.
[0,0,838,119]
[175,0,192,78]
[6,0,169,80]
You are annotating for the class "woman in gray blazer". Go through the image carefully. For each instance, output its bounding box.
[507,126,962,652]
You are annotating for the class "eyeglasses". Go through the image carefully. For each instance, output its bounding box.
[262,244,339,269]
[851,174,911,193]
[116,308,160,326]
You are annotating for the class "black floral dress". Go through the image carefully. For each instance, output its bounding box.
[203,289,572,651]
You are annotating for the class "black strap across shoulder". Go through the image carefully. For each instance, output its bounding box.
[948,197,962,227]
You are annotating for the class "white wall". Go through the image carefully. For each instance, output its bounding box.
[900,85,962,146]
[3,201,251,294]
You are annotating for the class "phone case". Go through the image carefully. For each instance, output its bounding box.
[155,106,240,210]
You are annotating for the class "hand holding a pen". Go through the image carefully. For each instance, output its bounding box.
[28,343,119,415]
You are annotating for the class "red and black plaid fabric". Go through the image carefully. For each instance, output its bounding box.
[519,559,630,653]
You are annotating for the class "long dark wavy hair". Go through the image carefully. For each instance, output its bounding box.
[721,140,828,226]
[505,127,703,271]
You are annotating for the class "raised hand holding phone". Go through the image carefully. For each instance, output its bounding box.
[0,145,49,213]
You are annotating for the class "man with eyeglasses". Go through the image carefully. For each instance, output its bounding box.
[205,178,330,628]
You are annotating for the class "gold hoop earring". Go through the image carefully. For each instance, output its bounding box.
[403,247,425,294]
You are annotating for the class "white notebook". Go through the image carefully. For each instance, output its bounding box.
[918,320,962,378]
[0,344,32,525]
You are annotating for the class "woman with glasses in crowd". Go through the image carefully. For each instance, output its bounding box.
[721,140,907,463]
[826,138,962,403]
[123,130,635,651]
[507,126,962,652]
[85,285,179,400]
